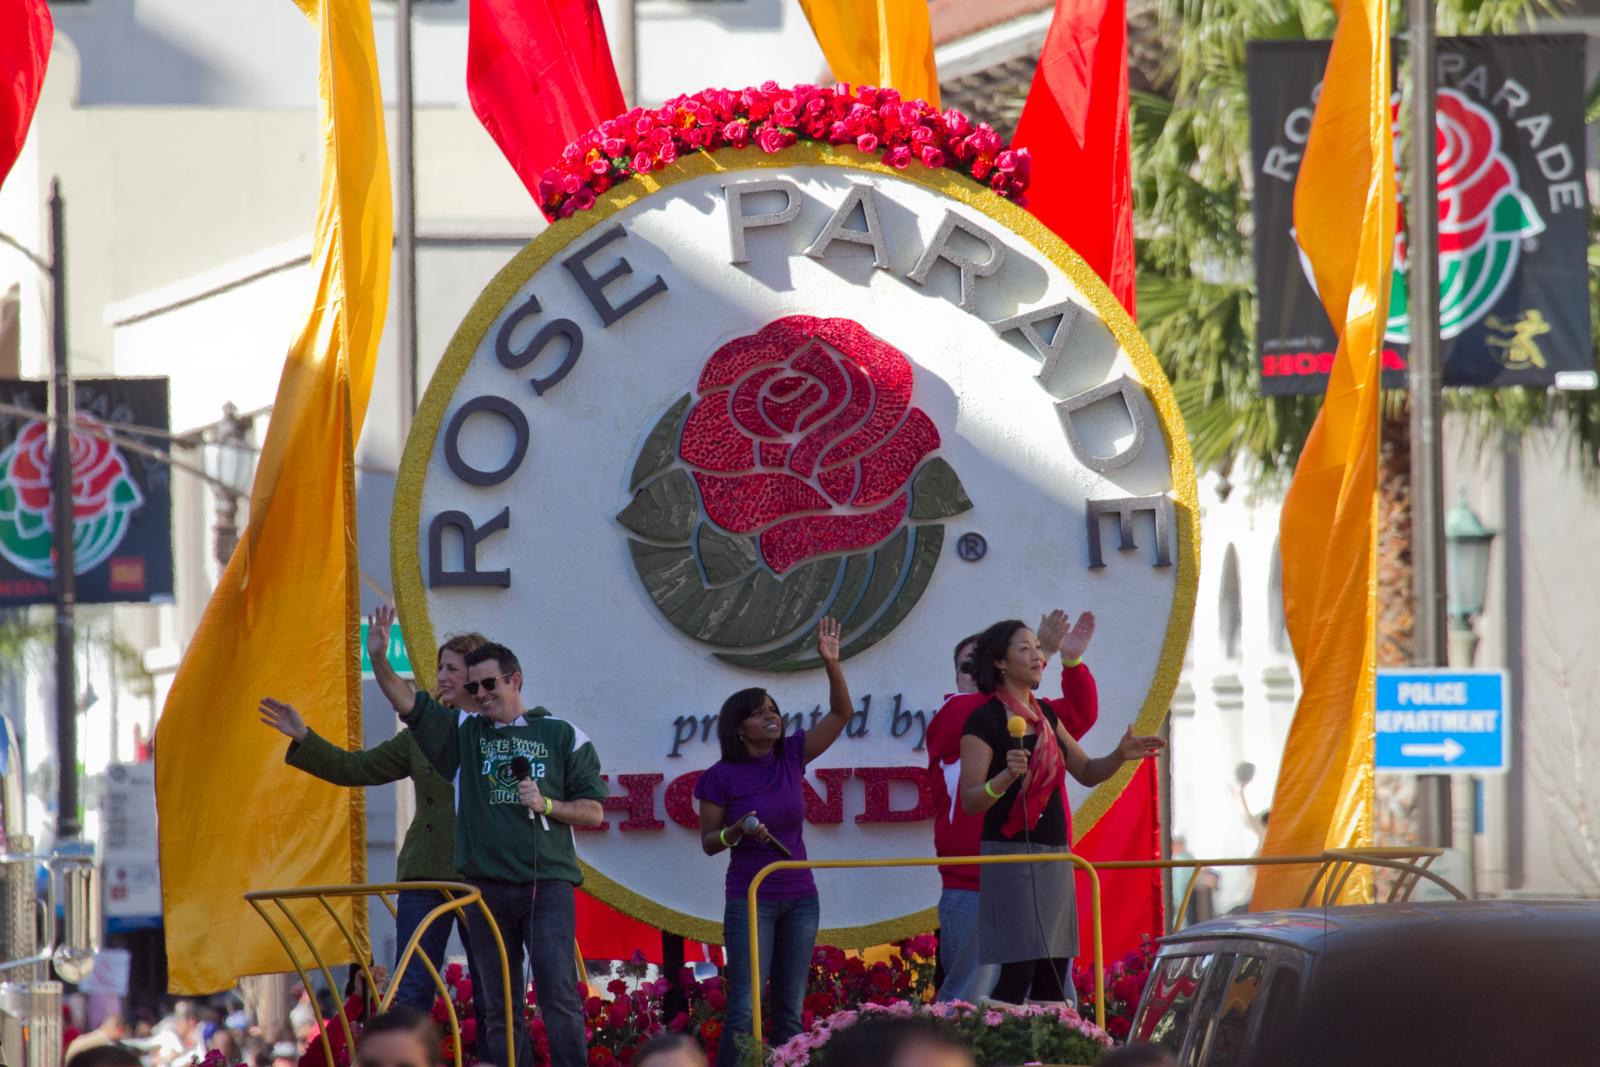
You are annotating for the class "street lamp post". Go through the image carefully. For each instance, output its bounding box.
[1443,490,1495,896]
[201,403,255,569]
[1444,491,1496,668]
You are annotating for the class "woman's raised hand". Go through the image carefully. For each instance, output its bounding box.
[1059,611,1096,662]
[367,605,395,667]
[1116,726,1165,761]
[258,697,308,742]
[816,616,842,665]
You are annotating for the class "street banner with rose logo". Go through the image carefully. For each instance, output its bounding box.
[0,377,172,606]
[1248,35,1591,396]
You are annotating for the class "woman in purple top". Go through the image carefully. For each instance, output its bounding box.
[695,617,854,1067]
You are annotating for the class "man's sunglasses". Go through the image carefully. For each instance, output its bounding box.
[463,672,513,695]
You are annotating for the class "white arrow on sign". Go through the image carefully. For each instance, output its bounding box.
[1400,738,1465,762]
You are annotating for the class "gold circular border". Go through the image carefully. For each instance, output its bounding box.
[392,143,1199,947]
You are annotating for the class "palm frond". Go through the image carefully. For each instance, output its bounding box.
[1135,0,1599,480]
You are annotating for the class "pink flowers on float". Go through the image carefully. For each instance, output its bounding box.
[536,83,1032,220]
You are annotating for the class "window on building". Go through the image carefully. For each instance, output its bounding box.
[1219,545,1242,660]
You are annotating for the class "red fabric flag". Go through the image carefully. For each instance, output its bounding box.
[574,890,716,965]
[1015,0,1159,958]
[1011,0,1136,312]
[467,0,626,203]
[1074,761,1163,963]
[0,0,52,191]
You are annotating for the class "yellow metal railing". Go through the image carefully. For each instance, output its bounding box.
[245,882,510,1067]
[744,848,1460,1050]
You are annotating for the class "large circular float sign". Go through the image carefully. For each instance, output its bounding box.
[394,145,1198,945]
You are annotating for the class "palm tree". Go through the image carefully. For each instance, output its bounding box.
[1131,0,1599,851]
[1135,0,1598,638]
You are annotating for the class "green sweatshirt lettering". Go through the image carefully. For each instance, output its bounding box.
[403,691,607,885]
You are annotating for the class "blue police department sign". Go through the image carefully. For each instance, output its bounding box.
[1375,668,1508,774]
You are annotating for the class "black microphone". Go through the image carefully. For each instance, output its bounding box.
[509,756,550,830]
[741,813,793,859]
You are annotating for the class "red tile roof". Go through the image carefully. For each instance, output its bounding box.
[930,0,1054,46]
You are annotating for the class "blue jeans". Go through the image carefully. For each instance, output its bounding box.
[464,879,587,1067]
[935,888,999,1004]
[719,894,819,1067]
[392,888,488,1030]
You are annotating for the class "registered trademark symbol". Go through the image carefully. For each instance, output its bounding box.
[1523,237,1539,253]
[956,532,987,562]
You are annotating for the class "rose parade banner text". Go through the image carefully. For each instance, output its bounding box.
[0,377,173,605]
[1248,35,1591,396]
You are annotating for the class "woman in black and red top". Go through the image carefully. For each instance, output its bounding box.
[957,618,1164,1006]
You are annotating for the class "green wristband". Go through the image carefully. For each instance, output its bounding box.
[1061,656,1083,669]
[544,797,554,816]
[719,826,733,847]
[983,779,1005,800]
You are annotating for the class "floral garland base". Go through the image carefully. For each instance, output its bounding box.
[770,999,1112,1067]
[537,83,1032,220]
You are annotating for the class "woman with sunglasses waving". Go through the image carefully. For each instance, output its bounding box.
[258,630,490,1029]
[695,617,853,1067]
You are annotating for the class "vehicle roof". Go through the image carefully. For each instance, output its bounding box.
[1157,898,1600,954]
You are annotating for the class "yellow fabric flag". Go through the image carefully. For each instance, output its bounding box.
[1251,0,1393,911]
[155,0,391,993]
[798,0,940,107]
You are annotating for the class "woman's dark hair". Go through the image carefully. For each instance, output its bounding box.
[952,633,983,672]
[970,618,1030,694]
[821,1018,972,1067]
[716,688,782,763]
[633,1033,708,1067]
[357,1008,440,1065]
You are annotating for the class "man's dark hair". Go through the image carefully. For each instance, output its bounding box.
[357,1008,440,1064]
[633,1033,708,1067]
[952,634,983,672]
[821,1018,972,1067]
[1096,1043,1178,1067]
[716,688,783,763]
[67,1045,143,1067]
[464,641,521,679]
[970,619,1030,694]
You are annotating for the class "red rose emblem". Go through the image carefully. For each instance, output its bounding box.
[1393,89,1522,263]
[8,422,52,512]
[1433,91,1514,257]
[679,316,940,574]
[6,415,133,520]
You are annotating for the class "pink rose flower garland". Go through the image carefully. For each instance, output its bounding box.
[537,82,1031,220]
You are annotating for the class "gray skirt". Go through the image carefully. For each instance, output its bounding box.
[977,839,1079,964]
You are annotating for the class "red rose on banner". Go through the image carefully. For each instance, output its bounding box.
[0,412,146,579]
[9,416,134,519]
[7,422,52,511]
[680,316,939,574]
[1434,91,1515,256]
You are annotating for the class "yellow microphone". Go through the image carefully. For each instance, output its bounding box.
[1007,715,1028,745]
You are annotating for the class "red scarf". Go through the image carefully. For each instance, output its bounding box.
[995,686,1066,837]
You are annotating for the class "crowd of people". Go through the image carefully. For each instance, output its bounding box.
[239,604,1166,1067]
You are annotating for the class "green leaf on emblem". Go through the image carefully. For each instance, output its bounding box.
[908,457,973,521]
[616,468,697,542]
[1492,189,1540,238]
[696,524,759,585]
[629,395,691,492]
[111,476,140,506]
